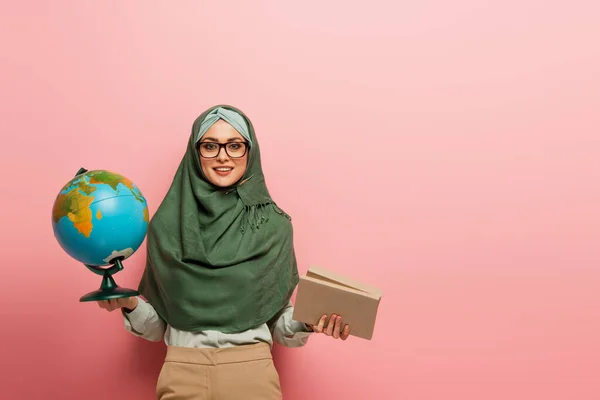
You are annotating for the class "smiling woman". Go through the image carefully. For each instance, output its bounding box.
[197,119,249,187]
[95,104,350,400]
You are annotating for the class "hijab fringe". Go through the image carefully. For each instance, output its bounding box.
[240,203,272,233]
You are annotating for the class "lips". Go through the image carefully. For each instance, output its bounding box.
[213,167,234,177]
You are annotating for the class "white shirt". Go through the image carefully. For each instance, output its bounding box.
[122,297,313,348]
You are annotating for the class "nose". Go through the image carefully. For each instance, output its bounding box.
[216,146,230,162]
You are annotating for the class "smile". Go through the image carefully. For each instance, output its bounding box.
[213,167,234,176]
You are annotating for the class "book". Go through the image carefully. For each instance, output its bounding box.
[292,266,383,340]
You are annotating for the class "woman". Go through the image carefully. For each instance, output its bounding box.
[98,105,350,399]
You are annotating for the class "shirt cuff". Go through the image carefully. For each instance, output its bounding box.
[289,319,314,335]
[122,297,151,334]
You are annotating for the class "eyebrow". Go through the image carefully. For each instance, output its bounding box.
[201,137,244,142]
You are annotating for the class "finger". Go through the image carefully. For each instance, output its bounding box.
[325,314,337,336]
[116,298,129,308]
[341,325,351,340]
[333,316,342,339]
[315,314,327,333]
[97,300,108,309]
[108,299,121,311]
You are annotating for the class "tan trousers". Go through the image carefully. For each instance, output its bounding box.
[156,343,283,400]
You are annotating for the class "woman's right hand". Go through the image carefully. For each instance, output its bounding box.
[97,297,138,313]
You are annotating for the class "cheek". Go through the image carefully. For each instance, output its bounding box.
[199,158,212,176]
[234,157,248,175]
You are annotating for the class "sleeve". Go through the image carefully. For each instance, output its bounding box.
[121,296,166,342]
[270,300,314,348]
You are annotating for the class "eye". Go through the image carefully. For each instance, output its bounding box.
[202,143,217,151]
[228,143,242,150]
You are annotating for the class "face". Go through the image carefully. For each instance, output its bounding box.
[198,120,248,187]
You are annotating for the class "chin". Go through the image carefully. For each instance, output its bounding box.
[209,174,243,188]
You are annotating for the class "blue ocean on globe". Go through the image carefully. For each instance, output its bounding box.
[52,170,149,266]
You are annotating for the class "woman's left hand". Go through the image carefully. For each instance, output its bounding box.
[308,314,351,340]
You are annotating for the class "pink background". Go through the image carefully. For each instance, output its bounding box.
[1,1,599,399]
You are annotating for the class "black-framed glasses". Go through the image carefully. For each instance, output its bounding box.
[198,141,249,158]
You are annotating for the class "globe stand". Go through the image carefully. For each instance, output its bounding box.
[79,257,139,302]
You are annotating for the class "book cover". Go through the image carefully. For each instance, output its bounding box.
[292,266,383,340]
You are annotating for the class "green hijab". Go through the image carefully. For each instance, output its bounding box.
[138,105,299,333]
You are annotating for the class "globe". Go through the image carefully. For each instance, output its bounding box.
[52,169,149,266]
[52,168,149,301]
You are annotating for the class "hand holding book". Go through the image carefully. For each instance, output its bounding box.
[306,313,351,340]
[293,266,382,340]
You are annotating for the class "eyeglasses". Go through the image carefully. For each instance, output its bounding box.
[198,141,249,158]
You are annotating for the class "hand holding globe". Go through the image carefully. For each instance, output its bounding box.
[52,168,149,302]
